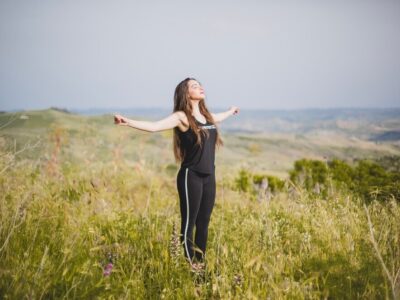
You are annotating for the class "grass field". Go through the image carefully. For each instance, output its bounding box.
[1,109,399,299]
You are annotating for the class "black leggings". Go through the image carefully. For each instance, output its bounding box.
[176,167,216,264]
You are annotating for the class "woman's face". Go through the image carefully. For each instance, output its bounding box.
[187,80,205,101]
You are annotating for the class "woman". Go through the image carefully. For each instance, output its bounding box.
[114,77,239,271]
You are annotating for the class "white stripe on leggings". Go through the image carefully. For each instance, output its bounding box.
[184,168,193,265]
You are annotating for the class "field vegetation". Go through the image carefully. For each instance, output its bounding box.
[1,109,399,299]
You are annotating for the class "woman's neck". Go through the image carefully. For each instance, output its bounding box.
[190,100,201,116]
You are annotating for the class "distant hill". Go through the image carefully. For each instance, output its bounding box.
[219,108,400,140]
[3,107,400,141]
[370,131,400,142]
[70,107,400,140]
[1,107,399,177]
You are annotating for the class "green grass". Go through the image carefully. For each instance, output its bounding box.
[1,109,399,298]
[1,157,400,298]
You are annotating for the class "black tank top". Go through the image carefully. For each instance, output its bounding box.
[178,119,217,174]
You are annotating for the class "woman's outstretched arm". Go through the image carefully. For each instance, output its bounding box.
[211,106,239,123]
[114,111,186,132]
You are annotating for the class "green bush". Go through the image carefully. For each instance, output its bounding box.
[235,169,285,197]
[234,169,252,193]
[289,158,400,202]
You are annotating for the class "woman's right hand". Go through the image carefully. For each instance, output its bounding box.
[114,114,129,126]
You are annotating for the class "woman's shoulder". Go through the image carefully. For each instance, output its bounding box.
[174,111,187,120]
[174,111,189,133]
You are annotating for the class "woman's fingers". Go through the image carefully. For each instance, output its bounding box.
[114,115,123,124]
[114,114,127,125]
[230,106,239,115]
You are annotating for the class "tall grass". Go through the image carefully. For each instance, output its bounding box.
[1,153,399,299]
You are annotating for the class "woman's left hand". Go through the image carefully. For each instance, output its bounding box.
[230,106,240,115]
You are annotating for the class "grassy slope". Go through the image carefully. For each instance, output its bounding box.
[1,155,399,299]
[1,109,399,298]
[1,108,399,178]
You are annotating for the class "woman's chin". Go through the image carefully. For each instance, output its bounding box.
[191,96,205,101]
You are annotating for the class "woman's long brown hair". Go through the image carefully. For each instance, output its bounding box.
[173,77,223,163]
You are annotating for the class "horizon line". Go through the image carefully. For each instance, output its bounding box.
[3,105,400,113]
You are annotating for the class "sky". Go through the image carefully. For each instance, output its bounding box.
[1,0,399,111]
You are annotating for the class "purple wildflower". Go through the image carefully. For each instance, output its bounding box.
[103,262,113,276]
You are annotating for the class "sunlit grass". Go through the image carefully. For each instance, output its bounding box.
[1,156,399,299]
[1,109,399,298]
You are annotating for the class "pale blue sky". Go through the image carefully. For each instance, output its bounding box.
[1,0,399,111]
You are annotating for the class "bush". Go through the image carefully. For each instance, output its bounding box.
[235,169,285,198]
[289,158,400,202]
[234,169,252,193]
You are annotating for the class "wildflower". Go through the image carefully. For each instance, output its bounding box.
[191,262,206,285]
[191,262,205,274]
[233,273,243,287]
[102,248,117,276]
[103,262,113,276]
[169,221,182,265]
